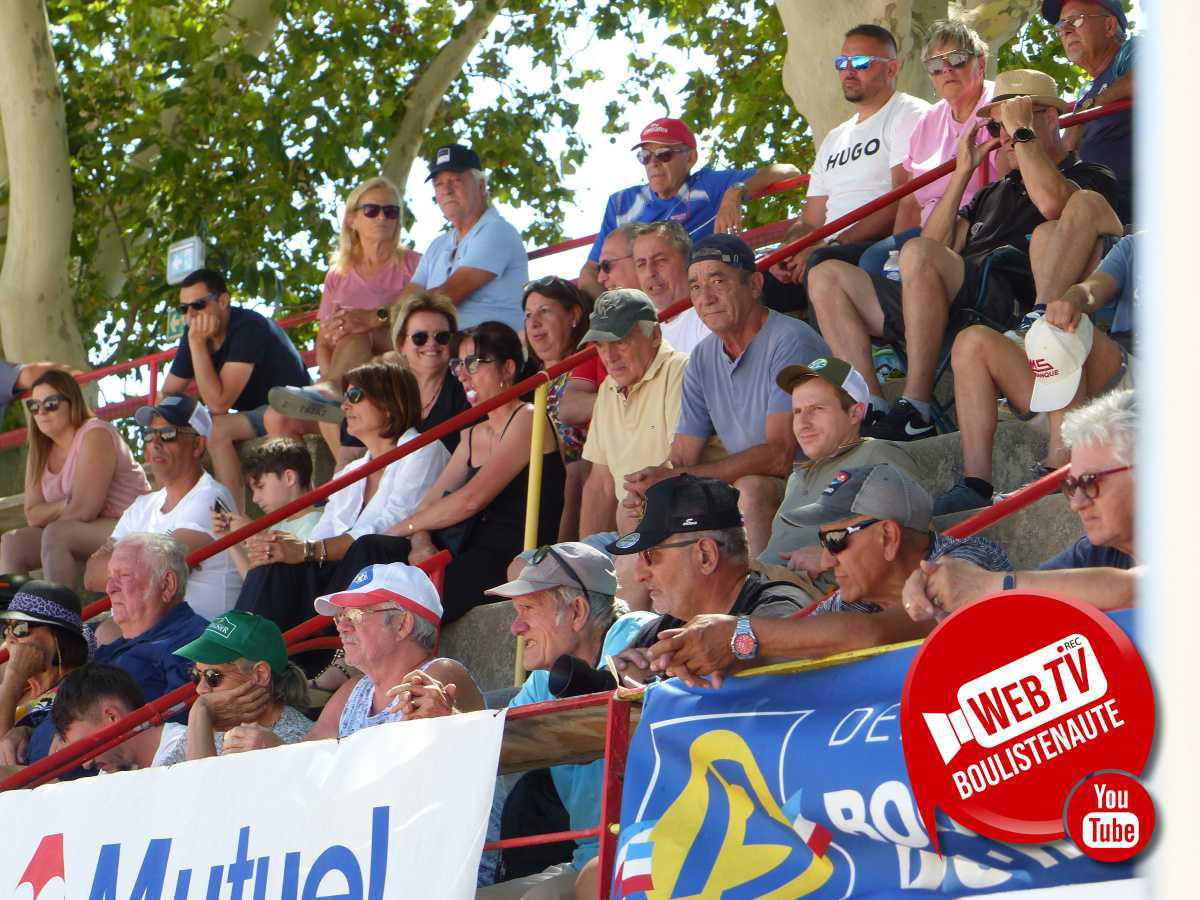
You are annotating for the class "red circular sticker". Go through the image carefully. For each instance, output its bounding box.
[899,591,1154,851]
[1064,770,1156,861]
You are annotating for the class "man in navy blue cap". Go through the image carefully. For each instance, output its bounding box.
[1043,0,1134,222]
[623,234,829,558]
[397,143,528,331]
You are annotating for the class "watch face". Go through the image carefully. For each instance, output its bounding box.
[732,632,757,659]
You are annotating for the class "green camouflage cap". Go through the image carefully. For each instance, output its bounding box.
[579,289,658,346]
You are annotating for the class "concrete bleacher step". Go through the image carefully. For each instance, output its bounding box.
[905,418,1050,497]
[441,602,518,695]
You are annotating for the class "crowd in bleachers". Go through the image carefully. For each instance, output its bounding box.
[0,1,1141,896]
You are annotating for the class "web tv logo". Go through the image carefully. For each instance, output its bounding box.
[16,807,391,899]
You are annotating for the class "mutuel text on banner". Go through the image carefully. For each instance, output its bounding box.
[3,709,505,900]
[612,619,1140,900]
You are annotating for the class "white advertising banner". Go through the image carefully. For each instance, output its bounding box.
[1,709,506,899]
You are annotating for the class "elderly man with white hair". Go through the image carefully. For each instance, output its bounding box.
[396,143,528,332]
[396,542,654,900]
[906,389,1136,620]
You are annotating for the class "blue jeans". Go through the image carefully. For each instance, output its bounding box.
[859,227,922,278]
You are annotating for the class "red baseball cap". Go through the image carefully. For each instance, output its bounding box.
[632,118,696,150]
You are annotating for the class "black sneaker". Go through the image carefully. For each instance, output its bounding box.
[863,399,935,442]
[933,480,992,516]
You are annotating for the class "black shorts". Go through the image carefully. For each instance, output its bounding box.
[870,258,1024,347]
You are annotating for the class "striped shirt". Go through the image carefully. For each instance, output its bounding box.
[813,531,1012,615]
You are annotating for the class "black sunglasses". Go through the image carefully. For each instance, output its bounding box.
[357,203,400,220]
[408,330,452,347]
[449,355,495,376]
[599,255,632,274]
[344,385,368,404]
[530,545,590,597]
[141,425,195,443]
[818,518,881,555]
[635,146,689,166]
[191,667,226,688]
[25,393,69,415]
[1,621,32,640]
[1060,465,1132,501]
[178,292,218,315]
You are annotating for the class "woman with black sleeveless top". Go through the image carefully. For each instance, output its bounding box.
[339,321,566,623]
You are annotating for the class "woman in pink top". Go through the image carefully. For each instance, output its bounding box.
[266,176,419,455]
[0,369,150,587]
[859,20,996,277]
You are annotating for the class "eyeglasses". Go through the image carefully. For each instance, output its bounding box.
[335,605,398,624]
[638,536,723,567]
[408,330,452,347]
[1,621,32,640]
[24,394,69,415]
[357,203,400,220]
[141,425,195,444]
[599,255,632,274]
[449,355,495,376]
[191,667,226,688]
[343,385,368,404]
[524,275,572,296]
[1060,465,1132,501]
[923,50,974,75]
[1054,12,1110,32]
[635,146,689,166]
[178,292,218,315]
[818,518,881,555]
[529,545,590,597]
[834,54,893,72]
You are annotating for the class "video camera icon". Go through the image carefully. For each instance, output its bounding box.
[922,634,1107,764]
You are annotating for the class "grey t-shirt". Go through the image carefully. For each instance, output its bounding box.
[0,362,22,421]
[158,704,311,766]
[676,309,829,455]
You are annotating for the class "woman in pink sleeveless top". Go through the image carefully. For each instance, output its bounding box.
[0,369,150,588]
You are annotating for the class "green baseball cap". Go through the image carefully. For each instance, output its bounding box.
[775,356,870,407]
[174,610,289,675]
[579,289,658,346]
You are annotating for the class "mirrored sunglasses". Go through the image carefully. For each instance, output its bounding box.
[635,146,689,166]
[25,394,69,415]
[141,425,194,443]
[1,621,32,640]
[449,355,496,376]
[923,50,974,75]
[834,54,892,72]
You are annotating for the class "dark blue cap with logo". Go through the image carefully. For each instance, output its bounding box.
[689,234,757,272]
[426,143,483,181]
[1041,0,1127,31]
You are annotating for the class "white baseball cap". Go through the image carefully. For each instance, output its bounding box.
[1026,316,1094,413]
[314,563,443,627]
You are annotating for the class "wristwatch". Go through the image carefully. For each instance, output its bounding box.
[731,181,748,199]
[730,616,759,661]
[1011,126,1036,144]
[375,306,391,322]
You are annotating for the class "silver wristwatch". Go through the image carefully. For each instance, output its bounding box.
[730,615,759,661]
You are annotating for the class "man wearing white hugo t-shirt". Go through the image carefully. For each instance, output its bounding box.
[769,24,929,286]
[84,395,242,621]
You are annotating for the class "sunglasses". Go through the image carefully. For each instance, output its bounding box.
[923,50,974,76]
[25,393,69,415]
[343,385,368,404]
[1060,465,1132,501]
[408,330,452,347]
[638,536,723,567]
[834,54,893,72]
[1,621,32,640]
[529,545,590,596]
[1055,11,1110,32]
[818,518,881,555]
[449,355,496,376]
[141,425,195,443]
[635,146,689,166]
[191,667,226,688]
[357,203,401,220]
[178,292,218,315]
[599,255,632,274]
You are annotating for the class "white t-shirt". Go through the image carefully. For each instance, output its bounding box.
[111,472,242,622]
[151,723,187,767]
[806,91,931,228]
[660,307,711,355]
[310,428,449,541]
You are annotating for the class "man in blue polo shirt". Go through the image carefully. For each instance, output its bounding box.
[579,118,800,296]
[1044,0,1135,222]
[400,143,528,332]
[622,234,829,557]
[11,533,206,766]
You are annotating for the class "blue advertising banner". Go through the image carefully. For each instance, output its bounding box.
[612,611,1137,898]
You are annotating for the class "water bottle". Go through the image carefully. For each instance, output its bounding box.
[883,250,901,282]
